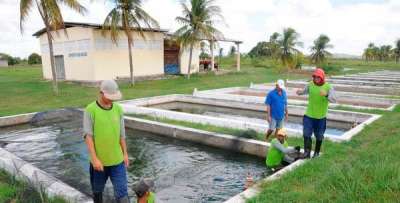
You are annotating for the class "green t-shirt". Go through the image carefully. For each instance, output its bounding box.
[266,138,288,168]
[147,192,155,203]
[306,82,331,119]
[85,101,124,166]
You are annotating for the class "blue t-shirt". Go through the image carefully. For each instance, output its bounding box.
[265,89,287,120]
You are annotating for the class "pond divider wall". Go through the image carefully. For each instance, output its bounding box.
[121,94,381,142]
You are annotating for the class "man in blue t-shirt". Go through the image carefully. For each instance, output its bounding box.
[265,79,288,140]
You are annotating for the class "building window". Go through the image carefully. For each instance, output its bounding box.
[94,38,162,50]
[40,39,91,54]
[69,52,87,58]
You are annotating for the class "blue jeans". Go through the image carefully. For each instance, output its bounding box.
[303,115,326,141]
[90,162,128,200]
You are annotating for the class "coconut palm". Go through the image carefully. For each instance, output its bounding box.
[102,0,159,86]
[277,28,303,69]
[20,0,86,94]
[174,0,223,79]
[310,34,333,65]
[268,32,281,60]
[363,43,376,61]
[379,45,392,61]
[393,39,400,63]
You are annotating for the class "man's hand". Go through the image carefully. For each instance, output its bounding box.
[124,154,129,168]
[92,157,104,171]
[320,89,328,96]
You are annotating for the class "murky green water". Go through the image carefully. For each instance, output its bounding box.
[0,119,266,202]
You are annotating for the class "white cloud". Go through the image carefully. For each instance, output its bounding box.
[0,0,399,57]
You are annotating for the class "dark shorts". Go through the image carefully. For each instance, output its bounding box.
[90,161,128,200]
[303,115,326,141]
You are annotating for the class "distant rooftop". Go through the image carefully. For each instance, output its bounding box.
[33,22,168,37]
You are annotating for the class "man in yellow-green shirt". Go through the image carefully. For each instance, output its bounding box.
[83,80,129,203]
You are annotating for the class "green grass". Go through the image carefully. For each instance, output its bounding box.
[0,65,305,117]
[0,170,67,203]
[248,105,400,203]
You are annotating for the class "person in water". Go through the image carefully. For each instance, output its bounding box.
[83,80,130,203]
[296,68,337,158]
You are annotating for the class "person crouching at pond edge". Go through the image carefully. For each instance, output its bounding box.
[266,129,300,171]
[134,179,157,203]
[296,68,337,158]
[83,80,130,203]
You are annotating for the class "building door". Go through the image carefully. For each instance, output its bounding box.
[54,55,65,80]
[164,40,180,74]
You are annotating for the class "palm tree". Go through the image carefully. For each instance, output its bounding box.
[310,34,333,66]
[174,0,223,79]
[393,39,400,63]
[277,28,303,69]
[268,32,281,60]
[20,0,86,94]
[379,45,392,61]
[363,43,376,61]
[102,0,159,86]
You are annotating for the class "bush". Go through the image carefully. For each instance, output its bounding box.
[28,53,42,65]
[321,64,343,74]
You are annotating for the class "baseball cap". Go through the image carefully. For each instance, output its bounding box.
[276,79,285,89]
[134,179,154,198]
[100,80,122,101]
[276,128,287,137]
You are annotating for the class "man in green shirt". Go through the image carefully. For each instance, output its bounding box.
[83,80,129,203]
[266,129,300,171]
[296,68,337,158]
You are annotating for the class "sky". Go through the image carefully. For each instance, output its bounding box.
[0,0,399,58]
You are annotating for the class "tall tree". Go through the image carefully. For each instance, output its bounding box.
[20,0,86,94]
[277,28,303,69]
[103,0,159,86]
[268,32,281,60]
[393,39,400,63]
[379,45,392,61]
[310,34,333,65]
[174,0,223,79]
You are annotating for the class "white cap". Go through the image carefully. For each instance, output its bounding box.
[100,80,122,101]
[276,79,285,89]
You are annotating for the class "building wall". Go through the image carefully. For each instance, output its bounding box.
[0,60,8,67]
[180,43,200,74]
[38,26,201,81]
[91,30,164,80]
[39,27,95,81]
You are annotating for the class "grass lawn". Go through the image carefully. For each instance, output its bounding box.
[0,170,66,203]
[0,65,304,117]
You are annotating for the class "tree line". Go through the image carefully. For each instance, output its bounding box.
[363,41,400,63]
[0,53,41,65]
[248,28,333,69]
